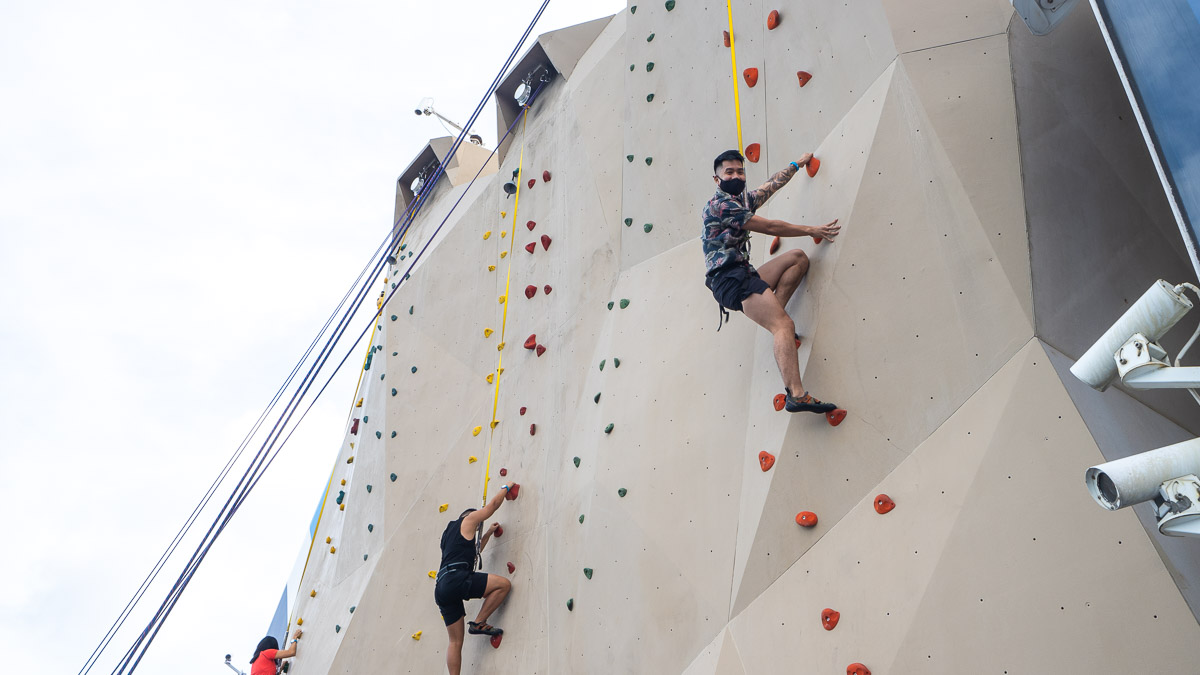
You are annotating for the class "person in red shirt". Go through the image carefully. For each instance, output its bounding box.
[249,628,302,675]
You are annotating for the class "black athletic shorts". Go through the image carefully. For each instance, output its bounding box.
[434,569,489,625]
[706,264,770,312]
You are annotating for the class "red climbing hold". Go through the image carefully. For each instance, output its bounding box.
[542,170,551,182]
[769,236,781,254]
[806,157,821,177]
[529,423,536,436]
[351,418,360,434]
[527,178,536,189]
[874,493,895,514]
[773,393,786,412]
[494,525,504,537]
[543,284,552,294]
[826,408,847,426]
[500,467,508,476]
[813,236,824,244]
[519,407,527,416]
[797,71,813,87]
[847,664,871,675]
[536,344,546,357]
[744,143,761,163]
[796,511,818,527]
[743,67,759,88]
[723,30,730,47]
[758,451,775,472]
[527,220,536,231]
[524,285,537,299]
[491,634,503,649]
[506,483,520,500]
[540,234,551,251]
[822,608,840,631]
[507,561,515,574]
[525,242,536,254]
[524,334,537,350]
[767,9,781,29]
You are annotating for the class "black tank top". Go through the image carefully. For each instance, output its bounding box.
[439,517,477,572]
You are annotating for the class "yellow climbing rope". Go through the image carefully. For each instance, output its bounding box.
[725,0,745,152]
[482,106,530,505]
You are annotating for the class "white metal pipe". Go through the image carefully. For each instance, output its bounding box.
[1122,366,1200,389]
[1085,438,1200,510]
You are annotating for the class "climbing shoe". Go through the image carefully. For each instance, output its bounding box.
[784,389,838,414]
[468,621,503,636]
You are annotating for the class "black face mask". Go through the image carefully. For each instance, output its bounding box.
[718,178,746,195]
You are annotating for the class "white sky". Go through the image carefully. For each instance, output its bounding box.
[0,1,623,673]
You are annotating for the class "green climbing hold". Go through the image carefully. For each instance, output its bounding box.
[335,625,341,633]
[409,306,414,315]
[599,359,606,371]
[645,157,653,166]
[646,62,654,72]
[336,490,345,505]
[629,4,636,12]
[644,223,654,233]
[567,598,574,611]
[392,351,397,356]
[647,33,655,42]
[624,218,632,227]
[646,93,654,102]
[411,366,418,373]
[350,605,356,613]
[390,473,398,481]
[573,456,581,467]
[618,487,628,498]
[400,243,407,251]
[626,155,634,162]
[607,301,614,310]
[391,314,397,321]
[390,431,397,438]
[665,0,675,10]
[579,514,586,524]
[629,64,635,72]
[364,415,369,423]
[391,388,397,396]
[613,358,621,368]
[375,431,382,439]
[594,392,601,403]
[583,568,593,579]
[366,484,372,493]
[368,523,374,532]
[391,283,396,289]
[380,373,385,380]
[604,423,614,434]
[619,299,630,309]
[363,554,368,560]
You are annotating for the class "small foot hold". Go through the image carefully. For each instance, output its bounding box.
[507,561,515,573]
[874,493,895,514]
[847,664,871,675]
[822,608,840,630]
[468,622,503,636]
[826,408,847,426]
[769,235,781,255]
[491,634,503,649]
[796,511,818,527]
[813,235,823,244]
[794,333,803,349]
[773,393,786,412]
[758,451,775,472]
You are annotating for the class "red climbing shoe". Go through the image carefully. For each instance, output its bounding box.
[784,389,838,415]
[468,621,503,636]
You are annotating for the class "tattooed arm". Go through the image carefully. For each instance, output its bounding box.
[753,153,813,204]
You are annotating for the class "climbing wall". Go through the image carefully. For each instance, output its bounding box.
[284,2,1200,674]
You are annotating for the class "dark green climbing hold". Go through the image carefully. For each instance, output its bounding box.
[390,314,397,321]
[629,4,636,13]
[404,273,410,280]
[350,605,356,613]
[390,473,398,481]
[644,223,654,233]
[619,299,630,309]
[645,156,653,165]
[613,358,621,368]
[400,243,407,251]
[646,33,655,42]
[335,625,341,633]
[599,359,606,371]
[646,93,655,102]
[579,514,586,523]
[380,373,385,380]
[391,388,397,396]
[567,598,574,611]
[594,392,601,403]
[391,283,396,289]
[604,423,614,434]
[665,0,675,10]
[629,64,635,72]
[646,62,654,72]
[336,490,345,505]
[411,366,418,373]
[573,456,581,467]
[626,155,634,162]
[363,554,368,560]
[363,415,369,423]
[409,306,414,315]
[366,484,372,493]
[624,218,632,227]
[390,431,397,438]
[583,568,593,579]
[392,351,397,356]
[607,301,614,310]
[375,431,381,439]
[618,487,628,497]
[367,523,374,532]
[364,353,373,371]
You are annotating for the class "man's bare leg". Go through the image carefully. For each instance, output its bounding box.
[445,619,465,675]
[756,249,809,308]
[473,575,511,626]
[742,289,805,394]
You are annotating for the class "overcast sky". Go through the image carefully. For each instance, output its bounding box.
[0,1,622,673]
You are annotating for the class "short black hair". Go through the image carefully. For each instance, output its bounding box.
[459,508,478,519]
[713,149,744,174]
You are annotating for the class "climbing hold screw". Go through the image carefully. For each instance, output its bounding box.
[744,143,761,163]
[390,473,397,481]
[743,67,758,88]
[469,456,478,464]
[759,451,776,472]
[567,598,574,611]
[767,9,781,29]
[619,298,630,309]
[822,608,840,630]
[507,561,516,573]
[473,426,482,437]
[604,423,614,434]
[874,494,896,514]
[796,511,818,527]
[594,392,601,403]
[645,62,654,72]
[646,93,654,102]
[643,223,653,233]
[618,487,628,497]
[524,334,537,350]
[573,456,581,467]
[583,568,593,579]
[797,71,812,87]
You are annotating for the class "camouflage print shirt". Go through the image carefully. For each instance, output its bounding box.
[702,186,768,274]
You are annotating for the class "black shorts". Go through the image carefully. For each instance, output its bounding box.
[434,570,489,625]
[706,264,770,311]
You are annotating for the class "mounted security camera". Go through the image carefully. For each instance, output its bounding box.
[1085,438,1200,537]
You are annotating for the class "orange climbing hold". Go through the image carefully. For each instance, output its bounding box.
[507,561,515,573]
[743,67,758,88]
[525,285,537,299]
[822,608,840,630]
[744,143,761,163]
[536,344,546,357]
[767,9,781,29]
[807,157,820,177]
[525,242,536,254]
[847,664,871,675]
[758,451,775,472]
[826,408,847,426]
[773,393,786,412]
[796,511,818,527]
[542,170,551,182]
[769,236,781,254]
[874,493,895,514]
[529,423,536,436]
[797,70,813,87]
[723,30,730,47]
[524,334,537,349]
[491,634,503,649]
[540,234,551,250]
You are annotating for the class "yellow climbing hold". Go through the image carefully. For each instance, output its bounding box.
[428,570,437,578]
[356,398,363,407]
[347,456,354,463]
[326,536,332,544]
[296,618,303,626]
[500,251,508,258]
[498,367,505,375]
[484,328,494,337]
[490,420,499,429]
[486,373,494,384]
[411,631,422,641]
[330,546,337,554]
[349,442,354,449]
[439,503,449,512]
[501,231,507,238]
[472,426,482,436]
[499,295,506,304]
[497,342,505,351]
[310,589,317,597]
[483,230,492,240]
[338,503,344,511]
[340,479,346,485]
[501,211,507,217]
[488,265,496,271]
[469,456,478,464]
